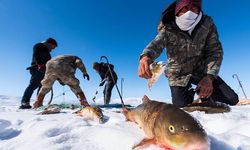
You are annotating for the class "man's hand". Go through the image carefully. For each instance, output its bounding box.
[195,75,214,98]
[37,64,46,72]
[138,56,153,79]
[83,74,90,81]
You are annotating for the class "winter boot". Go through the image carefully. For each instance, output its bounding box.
[19,102,32,109]
[33,94,45,108]
[76,92,90,107]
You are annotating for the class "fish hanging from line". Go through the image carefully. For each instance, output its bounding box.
[148,61,167,90]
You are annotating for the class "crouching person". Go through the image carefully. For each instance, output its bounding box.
[33,55,90,108]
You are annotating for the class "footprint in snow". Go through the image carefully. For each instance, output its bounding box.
[0,119,21,140]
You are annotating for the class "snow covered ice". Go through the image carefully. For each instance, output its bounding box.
[0,95,250,150]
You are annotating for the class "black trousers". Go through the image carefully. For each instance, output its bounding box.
[103,80,115,105]
[21,68,45,105]
[170,76,239,107]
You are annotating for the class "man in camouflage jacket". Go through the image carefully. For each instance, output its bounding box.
[33,55,90,108]
[138,0,239,107]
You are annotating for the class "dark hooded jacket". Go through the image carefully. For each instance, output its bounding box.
[97,63,117,83]
[31,42,52,68]
[141,2,223,87]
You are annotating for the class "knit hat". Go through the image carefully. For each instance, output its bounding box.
[93,62,100,70]
[175,0,201,15]
[46,38,58,47]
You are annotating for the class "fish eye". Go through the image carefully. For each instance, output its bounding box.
[169,125,175,133]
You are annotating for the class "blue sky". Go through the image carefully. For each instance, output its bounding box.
[0,0,250,104]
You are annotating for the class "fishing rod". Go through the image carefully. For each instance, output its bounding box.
[233,74,247,99]
[47,88,54,105]
[92,78,107,102]
[100,56,125,107]
[121,78,124,99]
[52,89,71,100]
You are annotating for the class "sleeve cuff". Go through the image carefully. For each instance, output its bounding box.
[139,53,153,61]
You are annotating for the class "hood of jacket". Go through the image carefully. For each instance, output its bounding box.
[160,2,176,28]
[159,1,204,33]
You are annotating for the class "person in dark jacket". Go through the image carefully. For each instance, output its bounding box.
[19,38,57,109]
[138,0,239,107]
[93,62,117,105]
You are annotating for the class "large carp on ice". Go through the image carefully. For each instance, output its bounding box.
[122,95,209,150]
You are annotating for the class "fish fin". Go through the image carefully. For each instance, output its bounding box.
[142,95,150,103]
[237,100,250,105]
[132,138,156,150]
[147,80,153,90]
[73,109,82,114]
[95,106,103,112]
[183,101,231,113]
[159,145,174,150]
[121,107,130,120]
[40,111,49,115]
[75,110,82,116]
[122,107,137,122]
[121,107,129,113]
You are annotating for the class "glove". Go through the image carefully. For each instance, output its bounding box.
[194,75,214,99]
[37,64,46,72]
[83,74,90,81]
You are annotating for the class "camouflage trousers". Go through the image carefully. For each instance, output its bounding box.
[38,72,82,96]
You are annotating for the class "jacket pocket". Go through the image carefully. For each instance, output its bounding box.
[165,65,182,78]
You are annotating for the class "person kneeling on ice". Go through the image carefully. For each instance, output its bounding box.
[138,0,239,107]
[33,55,90,108]
[93,62,117,105]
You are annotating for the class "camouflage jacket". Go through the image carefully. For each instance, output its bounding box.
[46,55,88,75]
[141,13,223,87]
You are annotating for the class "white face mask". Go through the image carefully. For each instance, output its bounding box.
[176,10,201,32]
